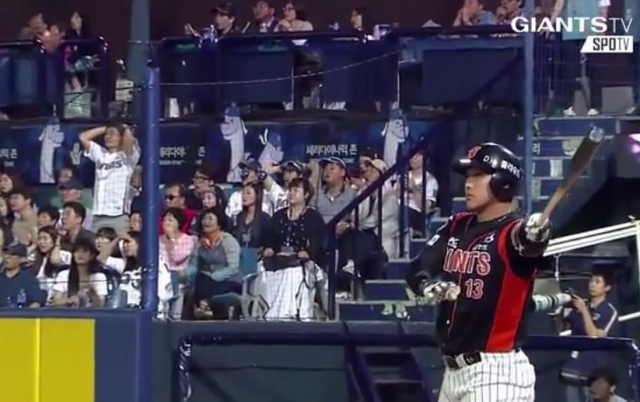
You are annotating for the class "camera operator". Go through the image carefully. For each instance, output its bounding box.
[557,269,619,402]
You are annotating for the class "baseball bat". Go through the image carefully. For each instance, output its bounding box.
[539,126,605,223]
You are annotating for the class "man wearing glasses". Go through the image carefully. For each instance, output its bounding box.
[162,183,197,234]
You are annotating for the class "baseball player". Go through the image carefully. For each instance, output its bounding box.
[406,143,551,402]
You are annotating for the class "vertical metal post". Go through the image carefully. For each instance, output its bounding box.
[142,66,161,313]
[523,0,535,213]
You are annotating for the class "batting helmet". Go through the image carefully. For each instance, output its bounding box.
[453,142,522,202]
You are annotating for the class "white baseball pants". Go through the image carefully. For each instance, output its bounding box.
[437,350,536,402]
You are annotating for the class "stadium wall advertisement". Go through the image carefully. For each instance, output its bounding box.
[0,311,602,402]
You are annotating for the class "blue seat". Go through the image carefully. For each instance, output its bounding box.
[209,247,262,319]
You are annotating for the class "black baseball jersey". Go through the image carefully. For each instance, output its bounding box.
[408,212,546,355]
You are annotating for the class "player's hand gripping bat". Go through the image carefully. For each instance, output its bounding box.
[538,126,605,224]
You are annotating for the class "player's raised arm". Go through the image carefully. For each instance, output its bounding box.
[504,212,551,277]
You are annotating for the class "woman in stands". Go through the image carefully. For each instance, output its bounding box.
[186,207,241,320]
[231,182,275,250]
[95,227,126,274]
[107,231,174,316]
[32,225,66,302]
[51,238,108,307]
[268,178,325,265]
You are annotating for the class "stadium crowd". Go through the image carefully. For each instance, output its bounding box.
[0,119,440,320]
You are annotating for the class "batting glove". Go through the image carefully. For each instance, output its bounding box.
[420,280,460,304]
[524,212,550,243]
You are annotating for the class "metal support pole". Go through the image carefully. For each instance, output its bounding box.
[142,66,161,313]
[523,0,535,213]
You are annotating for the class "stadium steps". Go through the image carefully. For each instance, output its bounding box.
[348,347,430,402]
[338,117,621,322]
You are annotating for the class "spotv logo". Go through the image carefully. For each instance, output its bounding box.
[510,16,635,54]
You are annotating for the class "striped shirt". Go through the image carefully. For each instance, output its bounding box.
[85,142,140,216]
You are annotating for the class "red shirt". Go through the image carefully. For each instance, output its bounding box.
[159,207,197,235]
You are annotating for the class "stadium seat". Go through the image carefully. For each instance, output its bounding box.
[209,247,263,319]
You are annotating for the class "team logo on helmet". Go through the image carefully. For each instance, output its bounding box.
[467,146,481,159]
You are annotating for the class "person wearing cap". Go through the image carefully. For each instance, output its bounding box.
[0,242,44,308]
[586,367,627,402]
[244,0,278,33]
[262,160,306,210]
[225,159,285,218]
[212,3,240,36]
[49,167,93,210]
[308,157,357,224]
[357,158,400,259]
[56,178,93,229]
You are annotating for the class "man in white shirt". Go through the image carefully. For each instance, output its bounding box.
[225,159,285,218]
[79,123,140,234]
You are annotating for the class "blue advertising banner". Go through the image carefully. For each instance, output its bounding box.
[0,109,432,187]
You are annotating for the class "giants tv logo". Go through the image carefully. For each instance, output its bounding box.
[510,16,635,54]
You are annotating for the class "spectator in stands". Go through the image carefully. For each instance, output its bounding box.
[0,172,22,204]
[37,206,60,229]
[162,183,197,234]
[268,178,325,265]
[185,2,240,38]
[192,189,227,235]
[0,197,13,244]
[212,3,240,36]
[18,13,47,40]
[280,161,306,186]
[185,164,226,212]
[245,0,279,33]
[160,208,197,271]
[128,166,142,213]
[226,160,285,217]
[558,269,619,402]
[10,187,38,248]
[277,2,313,32]
[59,201,95,252]
[160,209,196,317]
[350,7,377,38]
[51,238,107,307]
[65,12,98,89]
[262,160,306,209]
[495,0,522,24]
[49,166,93,209]
[129,211,142,232]
[358,158,400,258]
[404,150,438,237]
[54,178,93,228]
[95,227,126,274]
[113,231,175,315]
[32,226,65,302]
[186,207,241,319]
[231,182,275,249]
[453,0,497,26]
[553,0,608,116]
[79,123,140,234]
[309,157,357,223]
[0,243,43,308]
[586,367,628,402]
